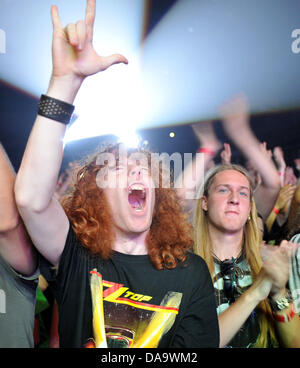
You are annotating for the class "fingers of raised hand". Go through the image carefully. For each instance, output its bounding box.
[224,143,231,155]
[273,146,284,157]
[51,5,63,31]
[76,21,87,50]
[65,21,87,50]
[85,0,96,39]
[280,184,296,198]
[99,53,128,71]
[65,23,78,47]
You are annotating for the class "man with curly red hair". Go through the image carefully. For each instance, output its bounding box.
[15,0,219,348]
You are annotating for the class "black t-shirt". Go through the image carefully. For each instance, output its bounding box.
[53,224,219,348]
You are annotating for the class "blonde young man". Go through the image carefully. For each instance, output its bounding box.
[194,164,300,347]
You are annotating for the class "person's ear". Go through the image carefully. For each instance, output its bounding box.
[201,195,208,212]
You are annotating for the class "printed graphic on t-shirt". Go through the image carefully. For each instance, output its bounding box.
[213,259,261,348]
[85,269,182,348]
[213,260,252,315]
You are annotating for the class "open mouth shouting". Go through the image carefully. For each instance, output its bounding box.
[128,184,147,212]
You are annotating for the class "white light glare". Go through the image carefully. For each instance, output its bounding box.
[63,55,146,145]
[117,130,141,149]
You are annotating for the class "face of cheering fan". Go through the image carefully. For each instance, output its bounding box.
[202,169,252,234]
[98,155,155,237]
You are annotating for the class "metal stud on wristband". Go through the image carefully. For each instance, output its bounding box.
[38,94,75,125]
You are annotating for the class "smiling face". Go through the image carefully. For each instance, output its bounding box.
[98,152,155,237]
[202,169,252,234]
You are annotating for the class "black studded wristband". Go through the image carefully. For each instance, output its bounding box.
[38,94,75,125]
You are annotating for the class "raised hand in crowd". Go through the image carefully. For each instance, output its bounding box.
[220,143,232,165]
[175,121,221,211]
[220,94,281,221]
[191,121,222,156]
[15,0,128,266]
[266,184,296,232]
[246,159,262,192]
[50,1,128,95]
[260,141,273,161]
[284,166,298,186]
[273,146,286,186]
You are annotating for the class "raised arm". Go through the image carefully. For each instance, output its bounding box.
[220,142,232,165]
[220,95,281,221]
[15,0,128,265]
[265,184,296,233]
[273,146,286,187]
[287,182,300,238]
[175,121,221,212]
[0,144,36,275]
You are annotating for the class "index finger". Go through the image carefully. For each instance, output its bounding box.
[51,5,63,30]
[85,0,96,30]
[225,143,231,154]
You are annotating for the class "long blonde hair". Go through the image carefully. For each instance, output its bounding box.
[193,164,277,348]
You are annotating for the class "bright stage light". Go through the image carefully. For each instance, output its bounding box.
[139,0,300,128]
[64,55,147,145]
[0,0,147,110]
[2,0,299,143]
[117,131,141,149]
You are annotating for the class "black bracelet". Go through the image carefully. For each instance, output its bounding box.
[38,94,75,125]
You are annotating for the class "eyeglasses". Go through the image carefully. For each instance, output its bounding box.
[220,258,237,304]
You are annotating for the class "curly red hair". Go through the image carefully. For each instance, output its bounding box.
[61,144,193,270]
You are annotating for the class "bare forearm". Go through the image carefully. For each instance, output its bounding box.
[175,152,207,202]
[0,145,20,231]
[218,288,260,347]
[15,77,82,212]
[230,125,279,190]
[274,305,300,347]
[226,121,280,219]
[0,145,36,275]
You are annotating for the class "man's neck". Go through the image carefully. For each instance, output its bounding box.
[113,228,149,255]
[209,225,244,261]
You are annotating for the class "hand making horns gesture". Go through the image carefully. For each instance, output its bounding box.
[50,0,128,82]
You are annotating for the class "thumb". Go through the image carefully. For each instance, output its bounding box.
[100,54,128,71]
